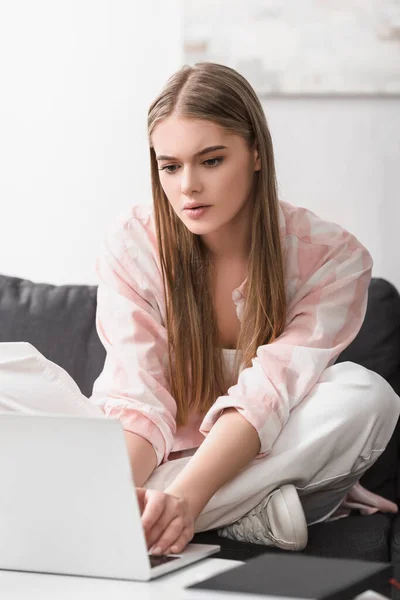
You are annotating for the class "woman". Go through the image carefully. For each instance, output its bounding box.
[88,62,400,556]
[2,61,394,557]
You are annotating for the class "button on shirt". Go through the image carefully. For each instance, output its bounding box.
[90,200,373,468]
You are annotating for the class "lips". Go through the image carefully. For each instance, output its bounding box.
[183,204,210,210]
[183,205,211,220]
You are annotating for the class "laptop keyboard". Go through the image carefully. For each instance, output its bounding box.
[149,554,180,568]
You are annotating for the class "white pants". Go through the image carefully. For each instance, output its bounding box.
[1,342,399,533]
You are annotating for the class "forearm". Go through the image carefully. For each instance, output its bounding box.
[165,408,261,520]
[123,430,157,487]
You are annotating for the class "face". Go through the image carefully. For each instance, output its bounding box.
[151,116,261,240]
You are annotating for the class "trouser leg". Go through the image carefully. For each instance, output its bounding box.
[143,361,400,532]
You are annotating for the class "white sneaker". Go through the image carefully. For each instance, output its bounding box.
[217,484,308,551]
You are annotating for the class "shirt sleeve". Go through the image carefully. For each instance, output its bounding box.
[199,231,374,458]
[89,215,177,467]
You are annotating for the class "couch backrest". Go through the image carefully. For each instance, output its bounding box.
[0,274,105,397]
[0,274,399,399]
[336,277,400,397]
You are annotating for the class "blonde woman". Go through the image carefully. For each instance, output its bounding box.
[90,62,400,557]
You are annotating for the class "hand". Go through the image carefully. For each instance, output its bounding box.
[136,487,195,555]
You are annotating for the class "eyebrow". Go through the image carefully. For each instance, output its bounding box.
[156,145,228,161]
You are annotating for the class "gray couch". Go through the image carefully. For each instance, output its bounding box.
[1,273,400,597]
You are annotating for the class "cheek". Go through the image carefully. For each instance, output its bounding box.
[159,175,178,202]
[220,164,252,203]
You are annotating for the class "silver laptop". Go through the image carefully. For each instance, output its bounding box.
[0,414,220,580]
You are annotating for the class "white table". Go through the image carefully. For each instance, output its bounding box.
[0,558,391,600]
[0,558,240,600]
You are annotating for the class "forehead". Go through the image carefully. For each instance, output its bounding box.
[151,116,229,154]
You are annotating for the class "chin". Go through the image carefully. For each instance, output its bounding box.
[183,221,216,236]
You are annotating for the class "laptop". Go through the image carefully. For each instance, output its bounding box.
[0,413,220,581]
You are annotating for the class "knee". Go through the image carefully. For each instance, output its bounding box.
[346,362,400,431]
[363,366,399,418]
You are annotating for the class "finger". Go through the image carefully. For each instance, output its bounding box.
[149,516,185,555]
[141,492,166,533]
[172,526,195,553]
[146,504,179,549]
[169,527,194,554]
[161,526,193,555]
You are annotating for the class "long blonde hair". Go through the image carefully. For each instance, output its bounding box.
[147,62,287,428]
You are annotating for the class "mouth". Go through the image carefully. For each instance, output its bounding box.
[183,205,211,219]
[183,204,210,210]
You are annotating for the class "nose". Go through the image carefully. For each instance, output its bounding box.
[180,165,201,196]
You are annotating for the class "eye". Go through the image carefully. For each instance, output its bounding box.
[158,157,223,174]
[159,164,179,173]
[204,157,223,167]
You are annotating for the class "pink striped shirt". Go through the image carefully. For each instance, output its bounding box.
[89,200,398,517]
[91,199,374,461]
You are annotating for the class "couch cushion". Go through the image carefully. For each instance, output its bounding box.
[194,512,392,563]
[390,513,400,600]
[0,273,105,397]
[335,277,400,505]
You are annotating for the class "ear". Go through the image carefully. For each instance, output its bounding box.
[253,146,261,171]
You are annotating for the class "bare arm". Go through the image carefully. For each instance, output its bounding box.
[123,430,157,487]
[164,408,261,520]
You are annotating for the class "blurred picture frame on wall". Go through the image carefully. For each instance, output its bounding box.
[183,0,400,96]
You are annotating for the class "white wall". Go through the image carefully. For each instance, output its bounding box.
[0,0,182,285]
[264,96,400,291]
[184,0,400,292]
[1,2,399,294]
